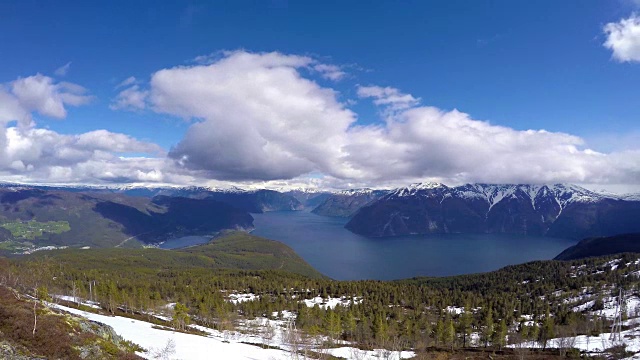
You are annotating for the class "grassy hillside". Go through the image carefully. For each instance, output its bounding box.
[24,231,324,279]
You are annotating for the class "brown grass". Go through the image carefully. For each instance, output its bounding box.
[0,286,141,359]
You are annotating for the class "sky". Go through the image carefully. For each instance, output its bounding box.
[0,0,639,192]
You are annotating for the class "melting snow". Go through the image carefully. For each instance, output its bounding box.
[303,296,362,309]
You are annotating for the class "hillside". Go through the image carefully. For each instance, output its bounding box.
[555,233,640,260]
[22,231,324,279]
[0,282,141,359]
[0,187,254,254]
[346,183,640,239]
[6,250,640,359]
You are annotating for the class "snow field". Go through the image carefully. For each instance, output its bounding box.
[50,302,412,360]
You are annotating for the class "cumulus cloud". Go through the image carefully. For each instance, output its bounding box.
[110,85,148,111]
[8,51,639,189]
[10,74,93,119]
[344,107,618,185]
[0,125,168,184]
[123,50,640,188]
[150,51,355,181]
[0,73,169,184]
[604,14,640,62]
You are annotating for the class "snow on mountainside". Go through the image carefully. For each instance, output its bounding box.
[0,181,242,193]
[346,182,640,239]
[385,183,614,215]
[388,183,608,205]
[336,188,381,196]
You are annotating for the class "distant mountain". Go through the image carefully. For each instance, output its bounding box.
[345,183,640,239]
[282,189,332,209]
[0,187,253,252]
[206,189,303,213]
[0,183,302,213]
[555,233,640,260]
[312,189,390,217]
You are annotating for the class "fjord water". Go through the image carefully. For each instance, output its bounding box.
[251,211,576,281]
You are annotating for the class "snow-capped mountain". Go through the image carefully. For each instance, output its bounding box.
[345,183,640,239]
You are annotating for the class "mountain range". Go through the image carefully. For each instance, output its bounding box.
[344,183,640,239]
[1,181,639,254]
[0,183,306,213]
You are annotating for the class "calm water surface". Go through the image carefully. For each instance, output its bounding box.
[251,211,576,281]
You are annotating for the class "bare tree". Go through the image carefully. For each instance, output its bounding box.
[262,319,276,348]
[349,347,366,360]
[151,338,176,360]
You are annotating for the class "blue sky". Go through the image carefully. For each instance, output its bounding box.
[0,1,639,190]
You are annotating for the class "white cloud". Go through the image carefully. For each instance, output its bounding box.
[313,64,346,81]
[0,88,28,123]
[343,107,619,185]
[115,76,138,89]
[10,74,92,119]
[4,52,640,189]
[604,14,640,62]
[0,127,165,181]
[0,73,170,184]
[357,85,421,112]
[150,51,355,181]
[54,62,72,77]
[110,85,148,111]
[123,50,640,188]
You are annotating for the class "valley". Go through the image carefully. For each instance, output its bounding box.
[1,182,640,359]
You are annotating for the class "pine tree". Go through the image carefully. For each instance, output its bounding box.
[492,319,507,350]
[540,309,555,350]
[458,310,472,348]
[374,312,389,345]
[482,307,494,348]
[435,318,445,346]
[172,302,191,331]
[343,310,357,340]
[325,310,342,342]
[445,318,456,350]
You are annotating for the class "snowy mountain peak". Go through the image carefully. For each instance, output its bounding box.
[387,182,448,198]
[408,182,447,190]
[336,188,376,196]
[381,182,620,208]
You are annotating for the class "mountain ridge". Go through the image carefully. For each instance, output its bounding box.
[345,182,640,239]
